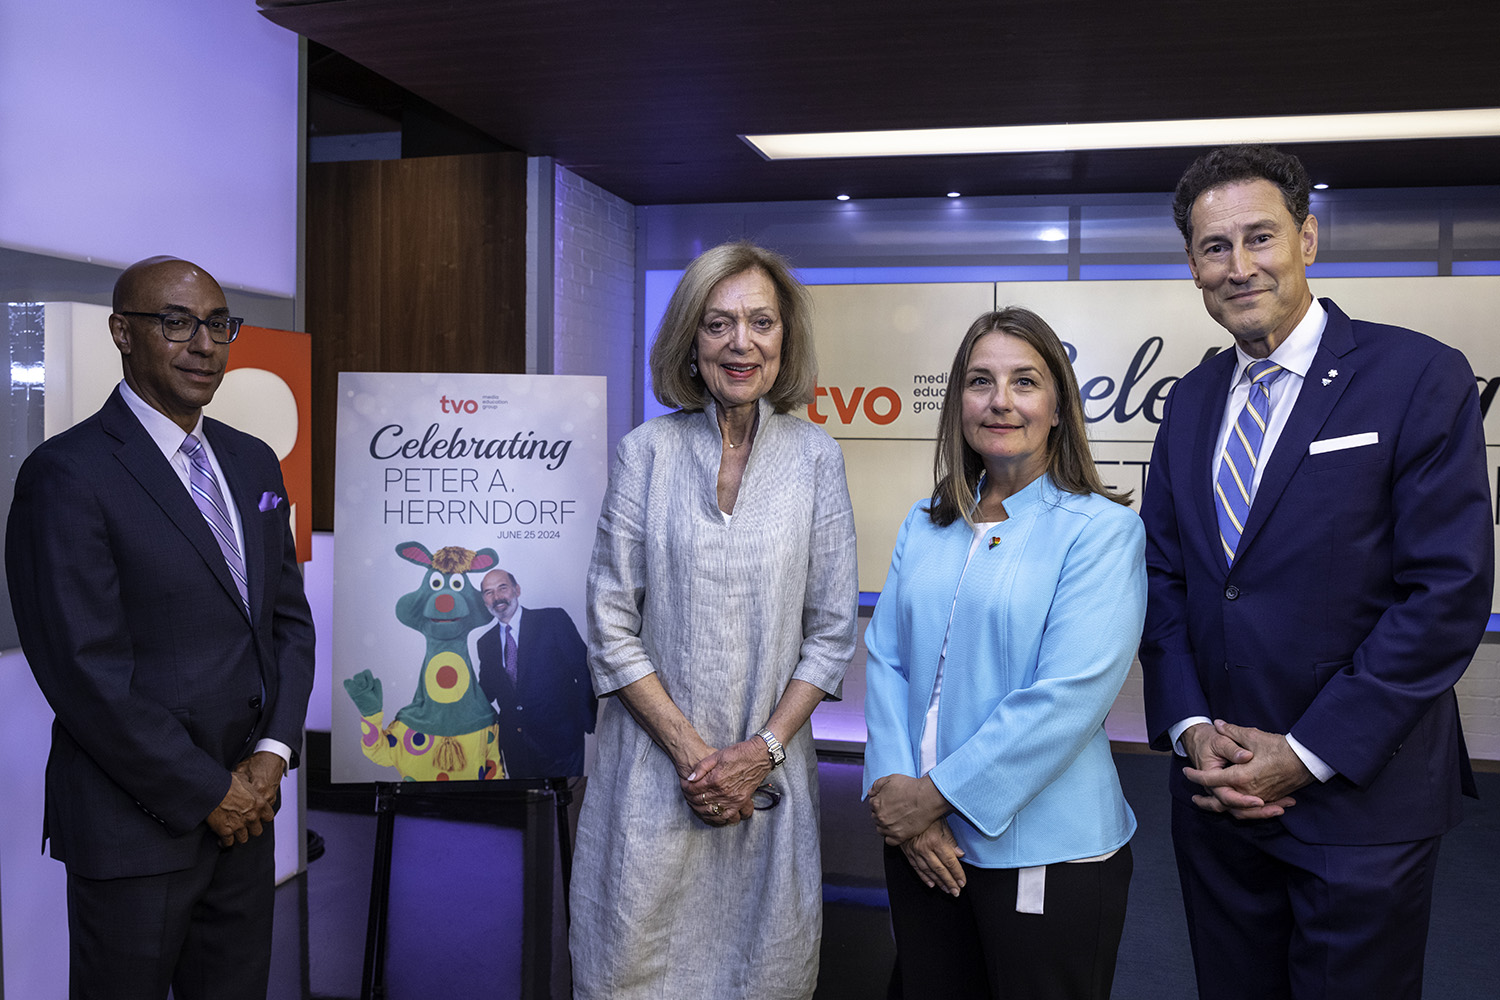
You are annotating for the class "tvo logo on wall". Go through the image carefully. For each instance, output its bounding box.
[806,385,902,426]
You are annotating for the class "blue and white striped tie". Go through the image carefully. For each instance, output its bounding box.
[180,433,250,611]
[1215,360,1286,567]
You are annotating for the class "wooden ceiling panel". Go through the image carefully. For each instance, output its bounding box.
[261,0,1500,204]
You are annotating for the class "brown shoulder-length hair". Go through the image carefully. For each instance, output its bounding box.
[648,241,817,413]
[929,307,1132,527]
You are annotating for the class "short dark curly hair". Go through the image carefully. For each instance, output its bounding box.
[1172,145,1311,244]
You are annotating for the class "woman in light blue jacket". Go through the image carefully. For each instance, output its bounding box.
[864,307,1146,1000]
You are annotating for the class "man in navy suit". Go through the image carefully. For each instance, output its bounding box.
[475,568,596,777]
[5,257,315,1000]
[1140,146,1492,1000]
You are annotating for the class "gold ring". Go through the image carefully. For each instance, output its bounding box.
[710,803,722,816]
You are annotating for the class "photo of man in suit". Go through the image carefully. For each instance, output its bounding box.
[476,568,596,777]
[1139,145,1493,1000]
[5,256,315,1000]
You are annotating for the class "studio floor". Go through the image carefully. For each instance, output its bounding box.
[265,749,1500,1000]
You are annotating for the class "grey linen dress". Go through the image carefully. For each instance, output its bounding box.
[569,398,858,1000]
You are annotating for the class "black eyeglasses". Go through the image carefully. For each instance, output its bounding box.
[752,783,782,810]
[118,311,243,344]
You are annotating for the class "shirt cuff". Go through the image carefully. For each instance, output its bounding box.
[1285,732,1335,783]
[254,738,293,773]
[1169,717,1213,757]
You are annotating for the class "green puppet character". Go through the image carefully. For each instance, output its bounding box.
[344,542,505,780]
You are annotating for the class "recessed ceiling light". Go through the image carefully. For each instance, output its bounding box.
[743,108,1500,160]
[10,362,46,385]
[1038,227,1068,242]
[1313,182,1330,190]
[946,191,961,198]
[835,193,851,201]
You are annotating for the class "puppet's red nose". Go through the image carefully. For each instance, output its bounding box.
[435,594,455,614]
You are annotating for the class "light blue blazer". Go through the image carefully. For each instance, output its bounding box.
[862,474,1145,867]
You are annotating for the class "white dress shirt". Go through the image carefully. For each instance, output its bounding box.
[1168,300,1336,783]
[118,380,292,769]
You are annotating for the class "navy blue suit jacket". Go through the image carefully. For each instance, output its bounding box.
[1140,299,1492,845]
[5,388,315,878]
[476,606,596,777]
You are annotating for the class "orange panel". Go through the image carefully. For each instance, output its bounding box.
[228,326,313,561]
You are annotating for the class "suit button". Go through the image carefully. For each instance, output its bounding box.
[249,696,263,710]
[1224,585,1240,600]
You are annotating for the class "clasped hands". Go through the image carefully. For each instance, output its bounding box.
[868,773,966,898]
[206,750,282,847]
[679,738,771,827]
[1181,719,1314,820]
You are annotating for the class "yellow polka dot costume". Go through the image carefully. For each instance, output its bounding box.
[343,542,506,781]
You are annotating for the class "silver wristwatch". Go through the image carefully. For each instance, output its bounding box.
[756,728,785,768]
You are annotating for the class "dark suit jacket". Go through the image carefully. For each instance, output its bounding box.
[1140,299,1492,845]
[5,388,315,879]
[476,606,596,777]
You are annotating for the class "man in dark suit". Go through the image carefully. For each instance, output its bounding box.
[5,257,315,1000]
[1139,145,1493,1000]
[475,568,595,777]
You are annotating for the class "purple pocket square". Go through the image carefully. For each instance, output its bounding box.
[258,492,285,512]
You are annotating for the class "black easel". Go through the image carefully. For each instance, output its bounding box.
[359,783,398,1000]
[358,778,575,1000]
[549,776,576,923]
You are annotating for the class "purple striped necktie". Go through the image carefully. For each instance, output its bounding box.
[180,433,250,612]
[1215,359,1287,567]
[504,624,519,683]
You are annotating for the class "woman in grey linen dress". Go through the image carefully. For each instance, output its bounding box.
[569,241,858,1000]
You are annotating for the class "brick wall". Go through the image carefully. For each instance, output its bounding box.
[551,165,635,456]
[1459,639,1500,762]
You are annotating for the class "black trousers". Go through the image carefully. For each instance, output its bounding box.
[884,841,1131,1000]
[66,821,276,1000]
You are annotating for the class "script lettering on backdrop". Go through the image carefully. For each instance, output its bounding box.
[806,277,1500,609]
[331,373,607,782]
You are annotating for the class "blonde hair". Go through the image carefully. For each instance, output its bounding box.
[648,241,817,413]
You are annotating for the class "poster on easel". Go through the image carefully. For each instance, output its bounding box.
[331,372,607,783]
